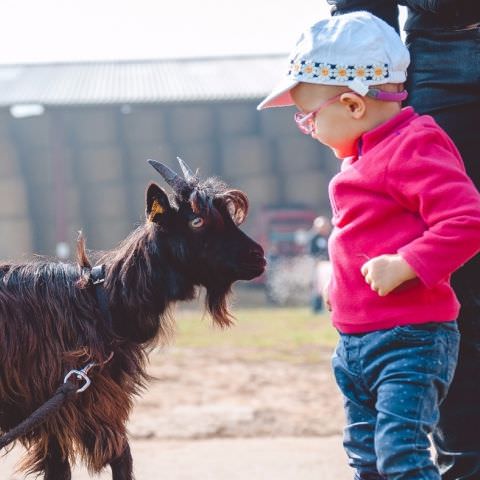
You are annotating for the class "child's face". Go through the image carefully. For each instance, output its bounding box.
[291,83,365,159]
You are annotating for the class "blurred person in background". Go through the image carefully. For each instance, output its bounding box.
[325,3,480,478]
[309,216,332,313]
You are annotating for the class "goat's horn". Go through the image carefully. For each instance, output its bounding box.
[177,157,197,182]
[147,159,187,191]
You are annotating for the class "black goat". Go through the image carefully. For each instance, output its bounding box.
[0,159,265,479]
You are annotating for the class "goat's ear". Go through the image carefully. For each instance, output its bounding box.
[146,183,171,223]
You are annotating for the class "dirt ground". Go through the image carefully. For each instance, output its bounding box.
[1,338,352,479]
[3,437,351,480]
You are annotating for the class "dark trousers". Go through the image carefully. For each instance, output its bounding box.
[406,26,480,480]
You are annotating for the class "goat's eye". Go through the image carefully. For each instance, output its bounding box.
[189,217,205,229]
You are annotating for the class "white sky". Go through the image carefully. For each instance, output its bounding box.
[0,0,332,64]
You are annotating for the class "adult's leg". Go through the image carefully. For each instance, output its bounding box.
[406,30,480,478]
[433,308,480,479]
[419,100,480,480]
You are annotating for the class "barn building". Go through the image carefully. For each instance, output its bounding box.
[0,55,337,259]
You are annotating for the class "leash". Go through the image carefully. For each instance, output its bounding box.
[0,265,114,451]
[0,361,94,450]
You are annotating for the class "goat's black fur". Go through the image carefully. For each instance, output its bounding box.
[0,163,265,479]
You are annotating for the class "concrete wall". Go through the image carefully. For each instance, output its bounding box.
[0,101,337,259]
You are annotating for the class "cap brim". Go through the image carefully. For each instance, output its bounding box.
[256,77,299,110]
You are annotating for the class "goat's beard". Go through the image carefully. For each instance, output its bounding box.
[205,282,234,328]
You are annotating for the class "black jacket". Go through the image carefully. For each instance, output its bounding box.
[327,0,480,33]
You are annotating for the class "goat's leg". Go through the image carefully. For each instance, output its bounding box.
[43,436,71,480]
[110,441,134,480]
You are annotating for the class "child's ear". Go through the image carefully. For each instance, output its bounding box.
[340,92,366,119]
[145,183,171,223]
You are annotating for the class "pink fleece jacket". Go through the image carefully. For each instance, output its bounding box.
[329,107,480,334]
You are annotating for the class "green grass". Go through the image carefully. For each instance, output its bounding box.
[170,307,338,361]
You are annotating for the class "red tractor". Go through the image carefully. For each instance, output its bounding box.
[252,207,319,304]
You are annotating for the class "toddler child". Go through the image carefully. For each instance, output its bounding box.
[257,11,480,480]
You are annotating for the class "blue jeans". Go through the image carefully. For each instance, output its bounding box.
[406,27,480,479]
[333,322,460,480]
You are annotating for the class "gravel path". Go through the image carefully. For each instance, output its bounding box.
[2,437,352,480]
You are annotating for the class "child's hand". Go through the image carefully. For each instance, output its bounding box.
[360,254,417,296]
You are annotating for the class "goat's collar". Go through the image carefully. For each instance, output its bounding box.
[87,265,113,330]
[90,264,106,286]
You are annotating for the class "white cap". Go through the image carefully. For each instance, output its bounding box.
[257,11,410,110]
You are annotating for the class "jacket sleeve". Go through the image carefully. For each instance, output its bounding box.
[327,0,400,32]
[398,1,457,14]
[386,129,480,288]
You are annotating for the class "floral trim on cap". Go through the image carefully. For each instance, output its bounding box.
[288,59,389,83]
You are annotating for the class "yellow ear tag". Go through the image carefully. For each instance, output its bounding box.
[149,199,165,222]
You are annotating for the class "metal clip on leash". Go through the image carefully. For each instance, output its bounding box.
[0,353,115,450]
[63,363,95,393]
[0,363,92,450]
[63,352,114,393]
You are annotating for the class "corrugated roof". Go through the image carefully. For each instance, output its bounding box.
[0,55,288,107]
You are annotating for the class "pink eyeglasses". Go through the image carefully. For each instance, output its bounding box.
[293,88,408,135]
[294,93,343,135]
